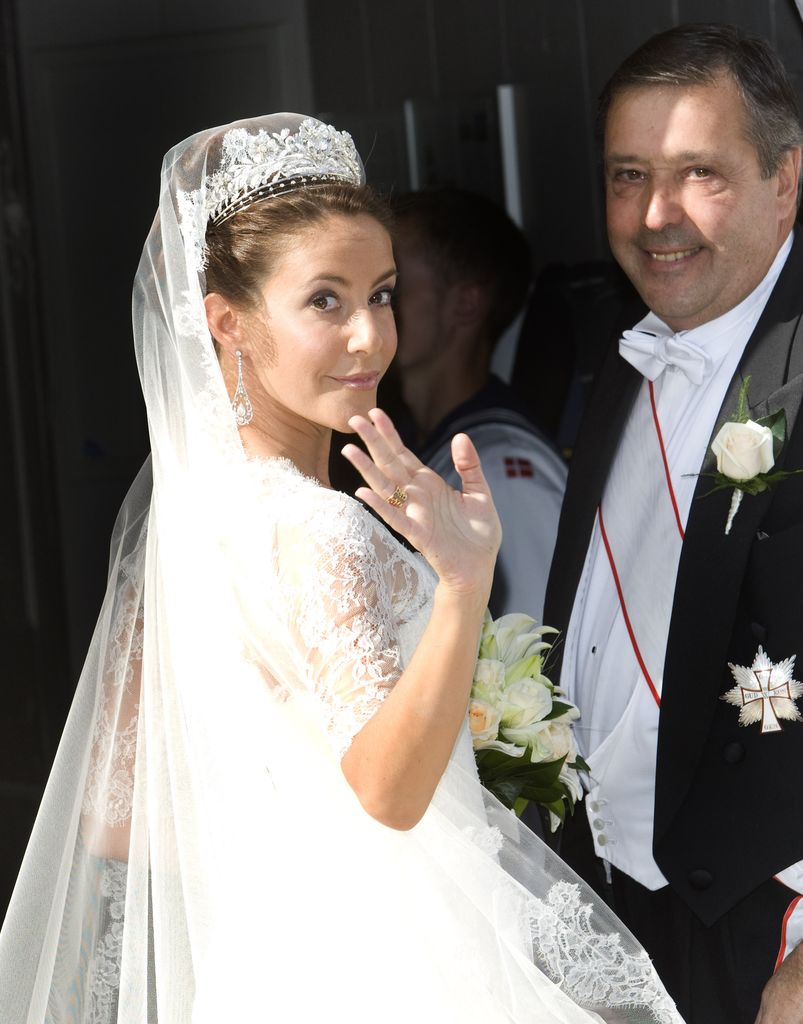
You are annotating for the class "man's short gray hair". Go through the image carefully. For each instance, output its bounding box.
[597,23,803,184]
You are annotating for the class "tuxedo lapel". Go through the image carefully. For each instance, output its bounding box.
[655,235,803,838]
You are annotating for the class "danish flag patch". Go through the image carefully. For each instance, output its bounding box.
[504,457,534,478]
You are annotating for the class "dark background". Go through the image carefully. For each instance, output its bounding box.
[2,0,802,917]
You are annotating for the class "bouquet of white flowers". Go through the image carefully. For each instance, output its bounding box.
[469,612,588,831]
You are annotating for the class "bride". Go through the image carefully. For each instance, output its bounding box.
[0,113,683,1023]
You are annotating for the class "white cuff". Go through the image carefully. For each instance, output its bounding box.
[774,862,803,967]
[774,896,803,969]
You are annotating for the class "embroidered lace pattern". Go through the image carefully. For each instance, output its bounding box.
[282,477,432,753]
[85,859,127,1024]
[263,462,433,757]
[462,824,505,858]
[527,882,679,1024]
[81,557,143,827]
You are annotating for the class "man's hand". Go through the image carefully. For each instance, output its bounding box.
[755,944,803,1023]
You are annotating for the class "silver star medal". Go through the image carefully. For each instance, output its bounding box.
[722,646,803,733]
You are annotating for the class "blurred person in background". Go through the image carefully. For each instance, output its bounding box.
[392,188,567,620]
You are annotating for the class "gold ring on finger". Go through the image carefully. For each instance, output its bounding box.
[387,486,408,508]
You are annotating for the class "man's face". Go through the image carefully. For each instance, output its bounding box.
[391,225,448,372]
[604,74,799,331]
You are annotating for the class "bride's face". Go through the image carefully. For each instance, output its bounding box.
[247,212,397,434]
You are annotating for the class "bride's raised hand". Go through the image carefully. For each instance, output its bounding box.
[342,408,501,597]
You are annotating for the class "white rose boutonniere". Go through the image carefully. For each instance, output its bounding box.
[711,420,775,481]
[699,376,803,534]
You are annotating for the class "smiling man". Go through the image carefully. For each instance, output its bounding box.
[544,24,803,1024]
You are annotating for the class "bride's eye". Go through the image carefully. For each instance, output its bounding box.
[310,292,339,312]
[369,286,394,307]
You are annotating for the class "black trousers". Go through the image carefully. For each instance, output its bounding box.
[559,810,796,1024]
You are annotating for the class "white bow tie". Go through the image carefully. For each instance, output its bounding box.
[619,328,712,386]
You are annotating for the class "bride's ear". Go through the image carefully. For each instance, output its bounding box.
[204,292,245,356]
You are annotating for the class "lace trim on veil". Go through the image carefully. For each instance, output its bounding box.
[82,555,144,828]
[528,882,679,1024]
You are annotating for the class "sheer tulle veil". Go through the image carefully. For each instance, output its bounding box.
[0,114,683,1023]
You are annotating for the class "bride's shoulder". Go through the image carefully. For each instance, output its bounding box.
[251,456,407,560]
[247,456,435,610]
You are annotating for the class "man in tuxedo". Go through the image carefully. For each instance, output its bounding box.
[545,24,803,1024]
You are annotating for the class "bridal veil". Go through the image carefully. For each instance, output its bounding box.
[0,113,682,1023]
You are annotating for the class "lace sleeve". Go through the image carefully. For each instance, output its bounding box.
[277,492,426,758]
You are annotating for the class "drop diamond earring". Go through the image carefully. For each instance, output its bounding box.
[232,350,254,426]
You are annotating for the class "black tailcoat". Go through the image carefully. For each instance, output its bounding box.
[545,233,803,925]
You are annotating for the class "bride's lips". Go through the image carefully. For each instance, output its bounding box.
[331,372,380,390]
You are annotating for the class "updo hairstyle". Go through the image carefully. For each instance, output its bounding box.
[204,184,393,309]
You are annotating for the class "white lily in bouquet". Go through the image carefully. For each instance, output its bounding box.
[469,612,588,832]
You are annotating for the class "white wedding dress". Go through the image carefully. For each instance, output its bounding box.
[177,455,680,1024]
[0,113,683,1023]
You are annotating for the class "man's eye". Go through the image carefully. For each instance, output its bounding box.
[614,169,645,183]
[690,167,711,179]
[370,287,394,307]
[311,293,338,311]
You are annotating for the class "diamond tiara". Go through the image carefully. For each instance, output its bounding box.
[178,117,364,271]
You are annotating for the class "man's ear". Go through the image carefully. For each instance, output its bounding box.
[449,282,487,329]
[777,146,802,219]
[204,292,246,356]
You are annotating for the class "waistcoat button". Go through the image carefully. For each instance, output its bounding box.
[723,741,745,764]
[688,869,713,890]
[751,621,767,643]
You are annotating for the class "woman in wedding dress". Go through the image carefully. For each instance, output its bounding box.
[0,113,683,1023]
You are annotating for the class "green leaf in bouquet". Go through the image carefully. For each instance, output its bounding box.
[487,777,527,810]
[513,797,530,818]
[475,748,516,779]
[504,654,543,686]
[493,759,546,783]
[478,633,499,660]
[475,750,532,784]
[520,782,567,805]
[543,799,567,826]
[569,754,590,773]
[523,754,567,784]
[542,700,576,722]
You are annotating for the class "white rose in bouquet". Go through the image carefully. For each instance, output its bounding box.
[503,704,579,761]
[468,699,502,743]
[472,659,507,704]
[500,678,553,730]
[529,720,573,764]
[470,699,528,756]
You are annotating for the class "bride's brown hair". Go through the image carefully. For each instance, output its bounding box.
[204,184,393,309]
